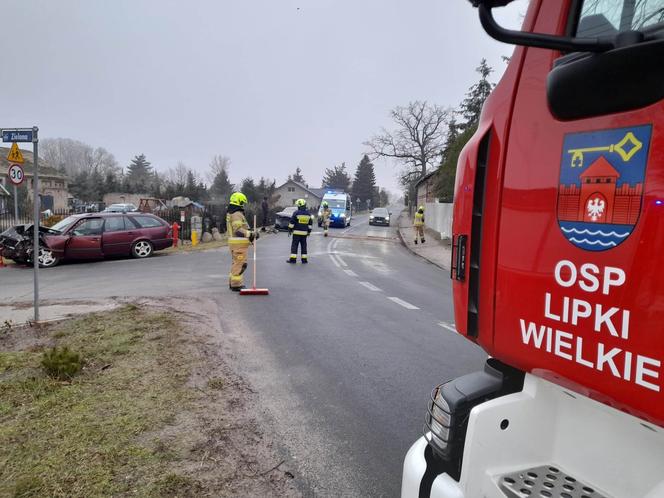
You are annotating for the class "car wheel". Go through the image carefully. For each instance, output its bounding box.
[132,240,153,259]
[38,247,59,268]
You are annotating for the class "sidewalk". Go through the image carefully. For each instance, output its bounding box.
[397,211,451,271]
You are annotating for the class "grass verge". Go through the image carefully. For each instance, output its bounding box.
[162,238,228,254]
[0,305,194,497]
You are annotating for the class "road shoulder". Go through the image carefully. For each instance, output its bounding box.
[397,210,452,270]
[0,299,302,497]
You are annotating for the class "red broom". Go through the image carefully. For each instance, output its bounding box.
[240,215,269,295]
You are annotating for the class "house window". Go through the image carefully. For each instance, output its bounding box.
[287,187,295,192]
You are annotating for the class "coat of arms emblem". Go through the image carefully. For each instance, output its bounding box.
[557,125,652,251]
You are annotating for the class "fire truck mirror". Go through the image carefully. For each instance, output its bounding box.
[548,39,664,121]
[468,0,515,7]
[471,3,616,53]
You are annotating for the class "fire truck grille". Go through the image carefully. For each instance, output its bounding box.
[498,465,608,498]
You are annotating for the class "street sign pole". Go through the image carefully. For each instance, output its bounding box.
[3,127,41,323]
[32,127,39,323]
[13,185,18,224]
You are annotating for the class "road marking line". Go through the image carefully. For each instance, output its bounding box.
[359,281,381,291]
[329,254,341,268]
[438,322,457,333]
[343,269,358,277]
[387,297,419,310]
[335,254,348,266]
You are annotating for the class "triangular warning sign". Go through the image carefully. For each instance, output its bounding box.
[7,143,24,164]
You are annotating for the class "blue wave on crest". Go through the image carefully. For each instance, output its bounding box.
[568,237,617,247]
[561,227,629,238]
[559,221,632,251]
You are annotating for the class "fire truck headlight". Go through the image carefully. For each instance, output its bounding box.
[423,361,516,464]
[426,385,451,453]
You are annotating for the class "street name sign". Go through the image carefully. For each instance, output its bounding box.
[2,129,33,143]
[7,163,24,185]
[6,142,25,164]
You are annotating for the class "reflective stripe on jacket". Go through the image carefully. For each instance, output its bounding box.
[414,211,425,226]
[226,209,251,246]
[288,207,313,236]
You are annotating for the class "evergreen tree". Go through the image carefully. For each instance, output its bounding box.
[322,163,351,191]
[435,124,478,202]
[351,155,378,206]
[379,188,390,207]
[126,154,153,192]
[211,165,234,201]
[184,170,197,199]
[104,171,119,194]
[289,167,306,186]
[241,177,258,204]
[85,168,104,201]
[459,59,494,129]
[149,171,163,198]
[257,177,276,199]
[441,118,460,166]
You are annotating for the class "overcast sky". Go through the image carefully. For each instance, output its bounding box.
[2,0,527,194]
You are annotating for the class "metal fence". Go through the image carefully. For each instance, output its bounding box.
[0,208,71,233]
[0,202,281,239]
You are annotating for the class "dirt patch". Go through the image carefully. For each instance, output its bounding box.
[0,303,301,497]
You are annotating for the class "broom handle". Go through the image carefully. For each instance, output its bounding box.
[253,215,257,289]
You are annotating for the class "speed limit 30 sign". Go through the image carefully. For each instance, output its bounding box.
[7,163,24,185]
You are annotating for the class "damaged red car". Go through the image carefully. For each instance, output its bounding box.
[0,213,173,268]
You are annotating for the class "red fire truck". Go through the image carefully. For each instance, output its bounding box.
[402,1,664,497]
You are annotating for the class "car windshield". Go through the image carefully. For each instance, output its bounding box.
[372,209,389,216]
[48,216,78,233]
[324,199,346,209]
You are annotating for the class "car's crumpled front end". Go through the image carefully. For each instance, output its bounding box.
[0,224,61,263]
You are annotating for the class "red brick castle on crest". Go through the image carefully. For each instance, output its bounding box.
[558,156,642,225]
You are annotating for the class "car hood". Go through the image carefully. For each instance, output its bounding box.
[0,224,62,243]
[276,210,295,217]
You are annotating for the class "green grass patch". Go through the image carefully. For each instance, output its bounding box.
[0,305,195,497]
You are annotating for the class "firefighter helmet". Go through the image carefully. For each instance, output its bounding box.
[322,201,329,208]
[418,205,424,212]
[296,198,307,207]
[229,192,248,207]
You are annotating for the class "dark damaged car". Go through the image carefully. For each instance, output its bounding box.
[0,213,173,268]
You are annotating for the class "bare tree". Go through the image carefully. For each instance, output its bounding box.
[365,101,452,188]
[207,154,232,183]
[41,138,118,177]
[167,161,190,188]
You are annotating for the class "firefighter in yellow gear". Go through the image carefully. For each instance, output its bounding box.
[321,201,332,237]
[414,205,425,244]
[226,192,257,291]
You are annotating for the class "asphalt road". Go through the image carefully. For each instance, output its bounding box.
[0,209,486,497]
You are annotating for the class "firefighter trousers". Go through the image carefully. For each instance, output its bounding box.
[323,220,330,237]
[229,245,249,288]
[290,234,308,261]
[414,225,425,242]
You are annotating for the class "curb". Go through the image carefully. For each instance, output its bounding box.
[396,212,447,271]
